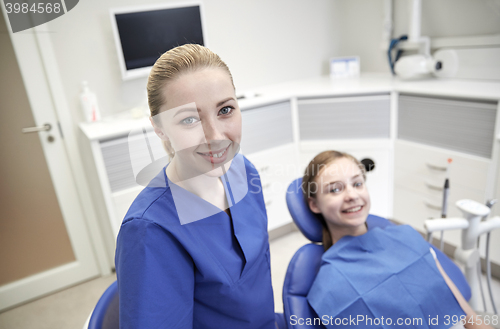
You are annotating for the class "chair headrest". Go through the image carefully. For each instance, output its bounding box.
[286,178,323,242]
[286,177,391,243]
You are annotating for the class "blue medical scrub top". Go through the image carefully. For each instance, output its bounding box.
[115,154,275,329]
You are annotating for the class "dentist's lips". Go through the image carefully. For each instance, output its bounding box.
[196,144,231,164]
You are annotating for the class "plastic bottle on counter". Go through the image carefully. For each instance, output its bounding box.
[80,81,101,122]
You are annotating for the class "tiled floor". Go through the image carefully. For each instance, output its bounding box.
[0,273,116,329]
[270,230,310,313]
[0,230,499,329]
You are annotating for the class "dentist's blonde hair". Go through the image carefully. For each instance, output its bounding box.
[147,44,234,158]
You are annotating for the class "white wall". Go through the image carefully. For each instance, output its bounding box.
[46,0,339,121]
[393,0,500,39]
[333,0,500,73]
[329,0,389,74]
[43,0,500,126]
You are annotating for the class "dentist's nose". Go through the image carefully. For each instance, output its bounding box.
[202,117,225,145]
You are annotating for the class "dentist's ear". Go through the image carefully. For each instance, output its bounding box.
[150,116,175,159]
[150,116,169,141]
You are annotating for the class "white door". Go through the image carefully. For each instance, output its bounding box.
[0,9,99,311]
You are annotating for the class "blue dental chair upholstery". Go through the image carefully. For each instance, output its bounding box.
[283,178,471,329]
[88,280,119,329]
[87,280,286,329]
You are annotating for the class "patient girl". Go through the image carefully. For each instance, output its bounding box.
[303,150,493,329]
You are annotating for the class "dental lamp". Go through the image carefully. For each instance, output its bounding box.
[390,0,460,79]
[394,50,459,79]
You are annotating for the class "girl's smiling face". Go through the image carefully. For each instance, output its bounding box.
[152,67,242,178]
[308,157,370,241]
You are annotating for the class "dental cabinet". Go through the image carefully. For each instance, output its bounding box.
[394,95,498,250]
[80,74,500,268]
[239,100,300,232]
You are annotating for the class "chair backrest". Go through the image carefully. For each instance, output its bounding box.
[283,178,471,329]
[88,280,119,329]
[88,280,287,329]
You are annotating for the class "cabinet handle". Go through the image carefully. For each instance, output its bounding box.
[265,200,273,207]
[263,183,271,190]
[426,162,446,171]
[260,165,270,173]
[425,180,443,191]
[424,200,442,211]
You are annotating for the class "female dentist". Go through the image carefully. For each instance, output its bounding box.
[115,44,275,328]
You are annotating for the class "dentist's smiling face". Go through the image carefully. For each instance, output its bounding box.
[308,157,371,238]
[153,67,242,179]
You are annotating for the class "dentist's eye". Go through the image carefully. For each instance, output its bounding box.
[219,106,234,116]
[180,117,199,125]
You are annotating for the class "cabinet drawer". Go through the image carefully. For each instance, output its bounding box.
[265,185,293,231]
[394,167,485,199]
[395,140,490,192]
[298,95,390,140]
[241,101,293,154]
[245,144,299,230]
[100,128,167,193]
[245,144,300,184]
[398,94,497,158]
[394,186,442,231]
[393,187,460,246]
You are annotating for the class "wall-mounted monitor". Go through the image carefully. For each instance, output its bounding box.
[110,2,206,81]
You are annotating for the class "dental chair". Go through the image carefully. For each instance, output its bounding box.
[282,178,471,329]
[83,281,287,329]
[85,280,119,329]
[85,282,286,328]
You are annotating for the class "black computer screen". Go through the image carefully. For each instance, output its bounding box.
[115,6,204,71]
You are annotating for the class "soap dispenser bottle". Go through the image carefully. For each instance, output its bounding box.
[80,81,101,122]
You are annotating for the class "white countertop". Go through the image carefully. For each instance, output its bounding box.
[80,73,500,141]
[249,73,500,101]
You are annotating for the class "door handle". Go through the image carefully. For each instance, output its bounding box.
[22,123,51,133]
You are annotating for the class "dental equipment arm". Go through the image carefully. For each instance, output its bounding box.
[476,216,500,237]
[424,217,469,244]
[484,199,498,314]
[456,200,500,311]
[425,218,470,233]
